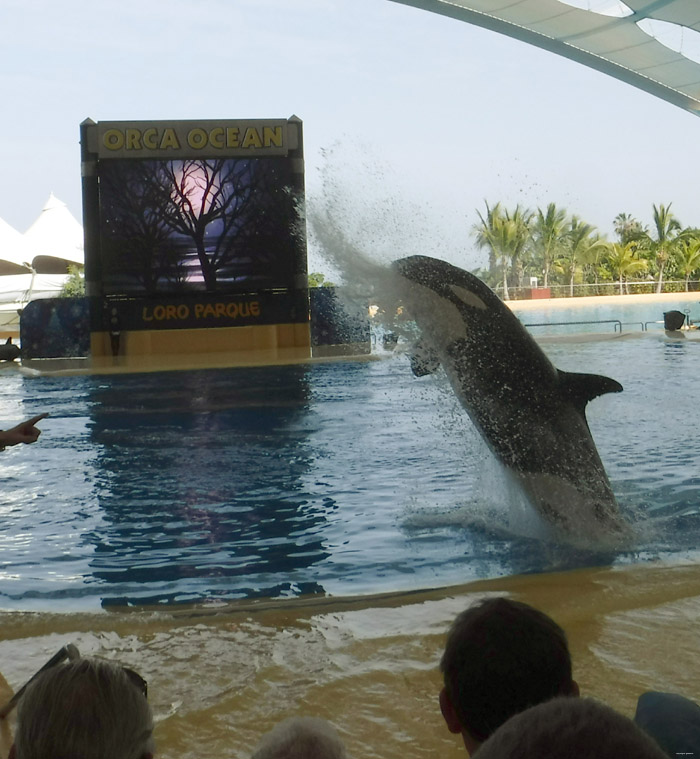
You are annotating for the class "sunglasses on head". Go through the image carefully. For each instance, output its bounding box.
[0,644,147,718]
[123,666,148,699]
[0,644,80,719]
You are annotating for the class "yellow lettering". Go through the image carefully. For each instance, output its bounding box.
[125,129,142,150]
[103,129,124,151]
[142,306,153,322]
[160,128,180,150]
[143,128,158,149]
[101,124,285,154]
[153,305,165,320]
[263,126,283,148]
[188,301,265,320]
[187,128,208,149]
[241,127,263,149]
[209,127,224,149]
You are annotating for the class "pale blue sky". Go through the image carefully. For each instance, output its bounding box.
[3,0,700,270]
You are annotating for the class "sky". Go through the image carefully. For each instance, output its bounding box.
[3,0,700,273]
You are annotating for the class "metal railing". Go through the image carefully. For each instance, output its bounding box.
[523,319,624,332]
[505,280,700,299]
[524,318,697,333]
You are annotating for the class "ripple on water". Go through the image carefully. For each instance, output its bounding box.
[0,336,697,609]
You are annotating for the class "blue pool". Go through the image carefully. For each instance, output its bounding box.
[1,318,699,611]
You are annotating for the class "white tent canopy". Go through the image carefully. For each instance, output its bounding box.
[0,217,34,276]
[24,192,84,274]
[390,0,700,116]
[0,195,84,319]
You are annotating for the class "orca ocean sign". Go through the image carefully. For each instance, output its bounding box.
[81,117,307,300]
[78,117,311,361]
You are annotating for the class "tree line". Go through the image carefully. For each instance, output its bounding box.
[472,201,700,298]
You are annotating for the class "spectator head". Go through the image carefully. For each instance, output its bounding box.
[476,696,668,759]
[439,597,578,754]
[12,657,153,759]
[251,717,347,759]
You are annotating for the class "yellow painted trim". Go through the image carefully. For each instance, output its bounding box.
[91,323,311,359]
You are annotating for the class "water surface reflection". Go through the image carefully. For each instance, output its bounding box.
[86,365,328,605]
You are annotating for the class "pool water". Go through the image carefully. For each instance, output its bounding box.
[1,328,699,611]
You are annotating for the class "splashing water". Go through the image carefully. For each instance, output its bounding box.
[305,140,473,327]
[304,165,655,548]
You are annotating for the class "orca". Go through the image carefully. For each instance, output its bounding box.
[0,337,20,362]
[392,255,627,539]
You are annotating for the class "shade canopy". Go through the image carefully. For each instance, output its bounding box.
[24,193,84,274]
[390,0,700,115]
[0,217,34,276]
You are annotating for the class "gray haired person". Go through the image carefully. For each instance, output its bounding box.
[251,717,347,759]
[475,697,668,759]
[10,658,154,759]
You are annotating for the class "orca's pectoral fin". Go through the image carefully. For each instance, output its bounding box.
[558,370,623,416]
[409,340,441,377]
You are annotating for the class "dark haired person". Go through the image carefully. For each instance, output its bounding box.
[438,597,579,756]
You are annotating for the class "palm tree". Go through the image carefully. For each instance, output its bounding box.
[613,212,646,245]
[580,235,608,289]
[640,203,682,293]
[472,203,533,300]
[675,237,700,291]
[562,217,605,296]
[504,205,533,290]
[604,241,648,294]
[473,201,504,278]
[530,203,568,288]
[473,202,510,298]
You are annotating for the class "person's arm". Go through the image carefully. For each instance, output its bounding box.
[0,414,49,450]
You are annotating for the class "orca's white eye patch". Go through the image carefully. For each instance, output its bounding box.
[449,285,487,310]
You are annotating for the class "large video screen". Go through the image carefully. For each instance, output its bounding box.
[97,156,303,295]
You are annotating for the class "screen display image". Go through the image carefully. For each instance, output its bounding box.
[98,157,302,296]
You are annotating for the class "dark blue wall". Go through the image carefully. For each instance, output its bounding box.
[21,298,91,359]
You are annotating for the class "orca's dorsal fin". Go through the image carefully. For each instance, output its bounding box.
[5,337,11,345]
[558,370,623,417]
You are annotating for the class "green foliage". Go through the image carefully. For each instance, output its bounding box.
[638,203,682,293]
[59,265,85,297]
[603,241,648,294]
[613,213,647,245]
[472,202,532,299]
[468,200,700,296]
[529,203,568,288]
[674,237,700,290]
[308,271,335,288]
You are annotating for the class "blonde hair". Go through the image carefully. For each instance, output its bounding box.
[14,658,154,759]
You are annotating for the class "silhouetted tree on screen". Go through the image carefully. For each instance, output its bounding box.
[160,158,300,292]
[100,161,188,293]
[100,157,301,294]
